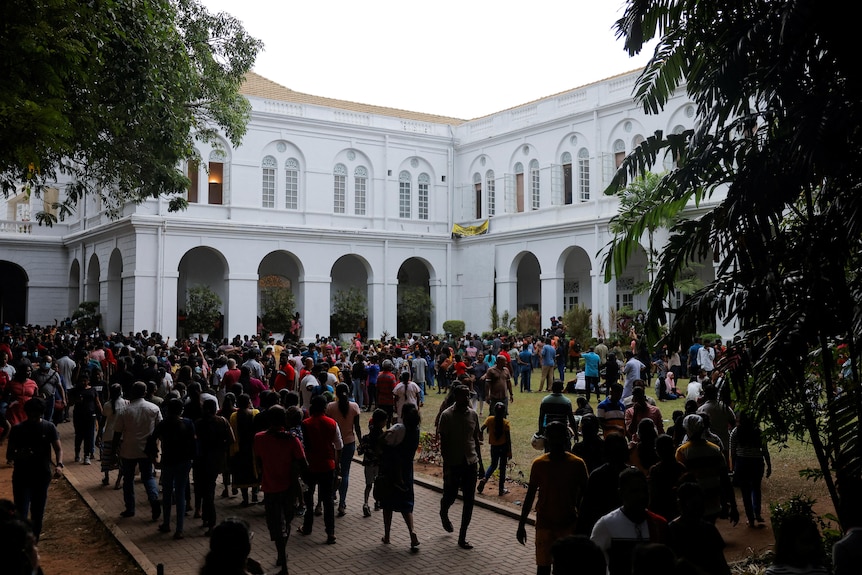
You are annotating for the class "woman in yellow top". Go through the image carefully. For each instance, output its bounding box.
[477,401,512,496]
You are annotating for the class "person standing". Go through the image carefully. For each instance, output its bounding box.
[411,350,428,398]
[151,397,196,539]
[438,385,482,550]
[481,357,514,416]
[517,344,533,393]
[622,351,646,400]
[32,356,64,424]
[538,338,556,393]
[113,380,163,521]
[254,405,308,574]
[517,421,589,575]
[375,360,397,427]
[195,398,234,535]
[537,379,577,442]
[297,394,342,544]
[5,397,63,541]
[729,412,771,527]
[582,346,601,401]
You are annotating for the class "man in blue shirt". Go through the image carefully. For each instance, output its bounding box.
[582,346,601,401]
[539,338,557,393]
[518,345,533,392]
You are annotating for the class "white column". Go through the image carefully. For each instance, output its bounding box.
[385,275,399,338]
[540,274,564,323]
[495,279,517,319]
[367,278,384,340]
[158,271,179,341]
[593,273,616,336]
[429,278,445,334]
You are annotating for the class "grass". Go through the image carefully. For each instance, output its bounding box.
[417,369,829,512]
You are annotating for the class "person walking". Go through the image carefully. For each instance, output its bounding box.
[113,380,163,521]
[99,383,127,488]
[478,401,512,496]
[195,398,235,535]
[517,421,589,575]
[325,383,361,517]
[379,402,422,552]
[151,397,196,539]
[729,412,771,527]
[438,384,482,550]
[72,370,102,465]
[254,405,309,574]
[5,397,63,541]
[538,338,556,393]
[297,394,342,544]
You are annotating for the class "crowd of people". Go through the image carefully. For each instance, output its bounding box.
[0,321,854,575]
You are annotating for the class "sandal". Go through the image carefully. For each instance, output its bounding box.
[410,532,420,550]
[296,526,311,536]
[381,536,390,544]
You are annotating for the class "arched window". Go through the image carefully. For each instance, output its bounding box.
[514,162,525,212]
[473,172,482,219]
[285,158,299,210]
[262,156,276,208]
[354,166,367,215]
[486,169,496,216]
[530,159,540,210]
[187,155,200,203]
[208,150,226,205]
[613,139,626,169]
[399,171,412,218]
[333,163,347,214]
[561,152,573,205]
[418,173,430,220]
[577,148,590,201]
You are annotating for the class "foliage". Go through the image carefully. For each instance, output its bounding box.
[71,301,101,332]
[185,285,222,336]
[0,0,262,224]
[499,310,517,332]
[769,495,841,566]
[515,308,540,335]
[604,0,862,528]
[489,303,500,331]
[563,304,592,344]
[442,320,466,338]
[417,431,441,465]
[331,287,367,334]
[398,287,433,335]
[260,286,296,335]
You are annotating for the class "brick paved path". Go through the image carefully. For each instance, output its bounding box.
[56,421,538,575]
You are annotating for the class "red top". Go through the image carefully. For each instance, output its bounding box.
[221,368,241,390]
[272,363,295,392]
[376,371,397,406]
[254,429,305,493]
[301,414,340,473]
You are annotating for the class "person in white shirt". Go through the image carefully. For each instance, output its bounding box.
[697,342,715,374]
[393,372,422,423]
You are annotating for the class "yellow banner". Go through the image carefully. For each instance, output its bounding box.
[452,220,489,238]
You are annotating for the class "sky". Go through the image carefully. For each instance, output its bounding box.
[201,0,656,119]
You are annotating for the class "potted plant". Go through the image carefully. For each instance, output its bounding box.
[185,285,222,340]
[331,287,367,339]
[260,285,296,340]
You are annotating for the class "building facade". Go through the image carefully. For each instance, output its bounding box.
[0,70,722,341]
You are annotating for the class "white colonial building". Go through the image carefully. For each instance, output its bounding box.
[0,69,722,341]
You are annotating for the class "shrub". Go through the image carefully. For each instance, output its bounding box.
[185,285,222,336]
[442,320,466,338]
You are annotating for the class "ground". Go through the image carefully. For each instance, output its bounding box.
[0,457,834,573]
[0,464,143,575]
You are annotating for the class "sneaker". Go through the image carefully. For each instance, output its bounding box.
[477,479,486,494]
[74,455,81,463]
[83,456,91,465]
[295,505,306,517]
[373,501,380,511]
[337,505,346,517]
[362,504,371,518]
[314,502,323,516]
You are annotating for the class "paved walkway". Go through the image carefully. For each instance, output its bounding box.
[56,421,538,575]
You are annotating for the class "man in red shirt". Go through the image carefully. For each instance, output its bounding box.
[220,358,241,395]
[297,395,343,544]
[254,405,308,574]
[375,359,398,426]
[272,355,296,392]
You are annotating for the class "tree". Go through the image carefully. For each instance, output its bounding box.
[604,0,862,527]
[185,285,222,337]
[398,287,433,335]
[331,287,367,335]
[0,0,262,223]
[260,286,296,336]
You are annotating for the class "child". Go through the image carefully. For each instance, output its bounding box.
[477,401,512,496]
[357,408,388,517]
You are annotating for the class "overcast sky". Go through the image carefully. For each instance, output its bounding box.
[201,0,656,119]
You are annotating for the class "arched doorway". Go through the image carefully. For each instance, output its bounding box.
[68,260,80,319]
[177,247,228,340]
[258,251,302,340]
[106,249,123,333]
[330,255,370,338]
[397,258,432,337]
[85,254,101,306]
[0,261,28,325]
